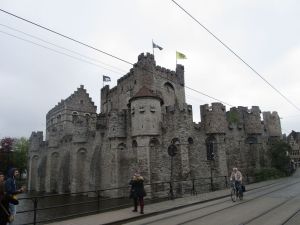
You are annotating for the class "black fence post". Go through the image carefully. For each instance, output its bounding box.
[169,181,174,200]
[191,178,197,195]
[225,176,228,188]
[210,174,214,191]
[32,197,38,225]
[97,190,101,211]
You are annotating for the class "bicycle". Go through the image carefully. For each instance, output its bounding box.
[230,181,243,202]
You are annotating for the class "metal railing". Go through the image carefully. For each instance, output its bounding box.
[15,175,252,225]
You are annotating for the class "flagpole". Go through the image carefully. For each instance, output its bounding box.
[152,39,154,56]
[176,51,177,66]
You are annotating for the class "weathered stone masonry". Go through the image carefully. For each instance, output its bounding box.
[28,53,282,196]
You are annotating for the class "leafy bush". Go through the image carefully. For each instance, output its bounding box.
[254,168,285,182]
[269,140,292,175]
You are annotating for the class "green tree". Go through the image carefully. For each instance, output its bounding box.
[12,137,29,174]
[269,140,291,175]
[0,137,14,172]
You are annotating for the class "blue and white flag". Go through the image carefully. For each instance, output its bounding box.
[152,41,163,50]
[103,75,111,82]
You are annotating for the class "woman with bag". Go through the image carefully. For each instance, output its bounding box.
[129,172,146,214]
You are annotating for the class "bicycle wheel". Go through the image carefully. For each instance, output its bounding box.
[231,188,237,202]
[239,190,243,200]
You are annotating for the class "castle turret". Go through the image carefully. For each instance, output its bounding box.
[134,53,156,88]
[243,106,262,134]
[263,111,281,137]
[200,103,227,134]
[129,86,163,136]
[29,131,44,152]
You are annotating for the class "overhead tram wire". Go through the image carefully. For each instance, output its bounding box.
[0,8,232,107]
[0,30,124,75]
[0,23,127,74]
[170,0,300,112]
[0,9,133,66]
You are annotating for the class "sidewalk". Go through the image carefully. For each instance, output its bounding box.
[47,179,282,225]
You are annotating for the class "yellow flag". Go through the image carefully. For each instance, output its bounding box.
[176,51,187,59]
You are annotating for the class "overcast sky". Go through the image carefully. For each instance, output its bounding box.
[0,0,299,139]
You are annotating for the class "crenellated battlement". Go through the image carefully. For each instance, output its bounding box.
[117,68,134,84]
[201,103,226,113]
[237,106,261,114]
[263,111,281,137]
[137,52,156,65]
[239,106,262,134]
[200,103,227,134]
[29,131,44,151]
[155,65,175,75]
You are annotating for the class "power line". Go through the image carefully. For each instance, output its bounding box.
[0,8,133,66]
[0,30,124,75]
[170,0,300,112]
[0,8,232,107]
[0,23,128,74]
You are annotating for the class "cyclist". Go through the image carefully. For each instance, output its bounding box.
[230,167,243,197]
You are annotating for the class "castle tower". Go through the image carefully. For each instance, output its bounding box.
[129,86,163,137]
[45,85,97,144]
[128,86,163,192]
[263,111,282,137]
[29,131,43,152]
[243,106,263,134]
[28,132,44,191]
[200,103,227,134]
[200,103,228,177]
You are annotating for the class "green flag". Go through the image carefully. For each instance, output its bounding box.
[176,51,187,59]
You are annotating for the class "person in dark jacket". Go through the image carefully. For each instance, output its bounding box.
[5,168,24,224]
[129,173,146,214]
[0,171,18,225]
[0,171,4,199]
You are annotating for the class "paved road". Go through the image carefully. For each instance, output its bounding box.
[124,171,300,225]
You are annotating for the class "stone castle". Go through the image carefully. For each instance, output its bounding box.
[28,53,282,195]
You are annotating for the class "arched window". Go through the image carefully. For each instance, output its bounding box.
[163,82,176,106]
[171,138,180,146]
[72,111,78,122]
[149,138,160,147]
[132,140,137,148]
[245,136,258,144]
[57,114,61,123]
[188,137,194,145]
[118,143,126,150]
[164,82,175,93]
[206,136,217,160]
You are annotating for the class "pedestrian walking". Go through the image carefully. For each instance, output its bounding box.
[5,168,25,224]
[129,172,146,214]
[0,171,18,225]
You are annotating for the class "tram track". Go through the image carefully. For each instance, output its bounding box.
[129,180,300,225]
[241,196,296,225]
[281,208,300,225]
